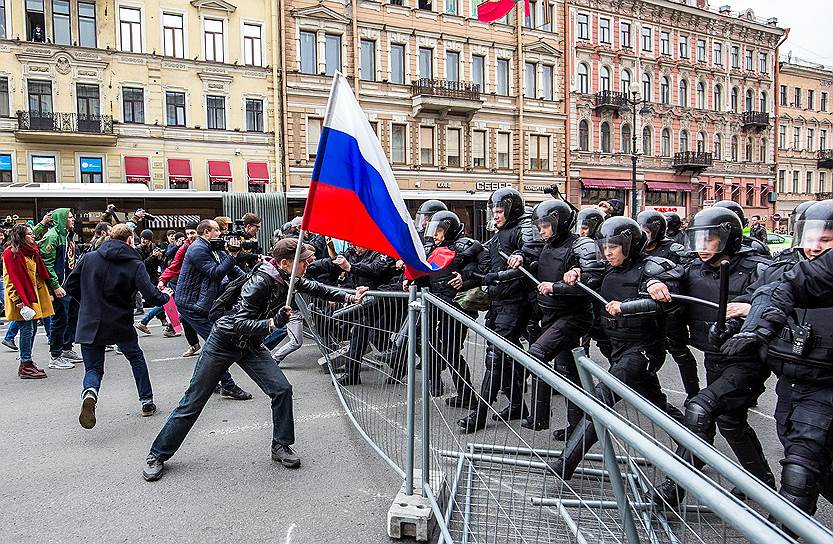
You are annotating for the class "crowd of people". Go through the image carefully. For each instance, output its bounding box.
[2,192,832,531]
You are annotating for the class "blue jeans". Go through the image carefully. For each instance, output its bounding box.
[150,331,294,462]
[49,296,70,357]
[16,320,38,362]
[81,338,153,403]
[178,307,236,389]
[141,306,167,326]
[263,327,287,351]
[5,320,20,342]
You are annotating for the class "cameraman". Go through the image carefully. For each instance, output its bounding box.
[227,212,263,272]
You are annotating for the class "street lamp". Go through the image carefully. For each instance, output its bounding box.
[618,82,653,218]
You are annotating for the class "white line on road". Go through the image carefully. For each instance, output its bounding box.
[284,523,297,544]
[150,356,188,362]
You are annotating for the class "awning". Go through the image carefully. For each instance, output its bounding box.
[645,181,696,192]
[167,159,192,184]
[124,156,150,183]
[581,178,632,189]
[147,214,202,229]
[208,160,232,184]
[246,161,269,184]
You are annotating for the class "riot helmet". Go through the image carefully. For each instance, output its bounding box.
[713,200,748,227]
[595,217,645,266]
[415,200,448,232]
[664,212,682,235]
[488,188,525,227]
[532,200,576,242]
[789,201,815,243]
[574,207,605,239]
[424,210,463,244]
[793,199,833,260]
[684,207,743,262]
[637,210,667,246]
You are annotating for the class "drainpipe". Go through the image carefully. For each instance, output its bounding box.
[563,0,572,203]
[772,27,790,227]
[516,7,524,192]
[276,0,290,194]
[351,0,360,93]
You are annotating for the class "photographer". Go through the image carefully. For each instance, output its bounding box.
[135,230,177,337]
[227,213,263,272]
[102,205,156,230]
[90,222,111,251]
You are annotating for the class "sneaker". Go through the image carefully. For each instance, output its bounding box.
[271,444,301,468]
[2,338,18,351]
[18,362,47,379]
[49,356,75,370]
[182,345,201,358]
[79,389,97,429]
[135,323,152,335]
[115,346,123,355]
[220,385,253,400]
[141,402,157,417]
[142,455,165,482]
[62,349,83,362]
[104,345,115,352]
[162,326,181,338]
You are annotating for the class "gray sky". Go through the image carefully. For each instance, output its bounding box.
[740,0,832,65]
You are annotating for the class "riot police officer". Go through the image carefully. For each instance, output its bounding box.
[575,207,610,361]
[548,217,683,479]
[713,200,771,258]
[415,200,448,235]
[458,188,533,432]
[522,201,601,439]
[652,206,775,506]
[575,207,605,239]
[664,212,685,245]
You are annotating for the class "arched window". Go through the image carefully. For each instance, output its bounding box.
[745,137,753,161]
[642,126,653,156]
[745,89,754,112]
[761,138,767,162]
[713,84,723,111]
[621,69,631,96]
[696,81,705,109]
[680,129,689,151]
[731,135,738,161]
[642,73,652,102]
[578,120,589,151]
[578,63,590,94]
[660,76,670,104]
[679,78,688,107]
[731,87,739,112]
[661,128,671,157]
[697,131,706,152]
[760,91,768,113]
[600,121,611,152]
[621,123,632,154]
[714,133,722,160]
[600,66,611,92]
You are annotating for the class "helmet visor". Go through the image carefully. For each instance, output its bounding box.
[415,212,435,231]
[793,219,833,252]
[595,233,634,262]
[684,226,731,255]
[641,222,662,244]
[423,218,448,241]
[532,218,554,241]
[575,216,601,237]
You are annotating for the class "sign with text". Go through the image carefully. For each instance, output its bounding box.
[645,205,686,216]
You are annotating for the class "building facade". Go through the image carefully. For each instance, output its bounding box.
[775,60,833,226]
[282,0,567,239]
[0,0,279,205]
[567,0,784,222]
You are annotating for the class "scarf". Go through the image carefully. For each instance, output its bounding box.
[2,243,51,307]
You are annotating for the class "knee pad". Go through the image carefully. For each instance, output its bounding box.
[684,400,713,435]
[781,462,819,498]
[715,412,746,436]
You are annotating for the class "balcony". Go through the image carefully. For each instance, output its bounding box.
[673,151,713,174]
[817,192,833,201]
[15,111,117,145]
[741,111,770,129]
[594,90,627,112]
[410,78,483,119]
[817,149,833,169]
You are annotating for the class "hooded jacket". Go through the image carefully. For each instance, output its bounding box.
[36,208,75,290]
[64,239,169,345]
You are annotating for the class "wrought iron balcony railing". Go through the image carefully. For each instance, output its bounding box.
[17,111,114,134]
[817,149,833,168]
[673,151,713,169]
[410,78,481,100]
[594,90,627,110]
[741,111,770,128]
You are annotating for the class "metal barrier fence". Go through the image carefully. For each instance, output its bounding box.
[298,286,833,543]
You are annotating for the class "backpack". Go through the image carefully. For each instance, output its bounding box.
[208,263,269,321]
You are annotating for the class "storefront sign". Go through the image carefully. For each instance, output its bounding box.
[475,181,514,191]
[32,156,55,171]
[437,182,451,189]
[80,157,102,173]
[0,154,12,171]
[646,205,686,216]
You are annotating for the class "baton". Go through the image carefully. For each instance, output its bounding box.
[639,292,720,310]
[498,250,610,306]
[716,260,730,329]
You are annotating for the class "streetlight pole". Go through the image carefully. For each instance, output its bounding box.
[620,82,651,219]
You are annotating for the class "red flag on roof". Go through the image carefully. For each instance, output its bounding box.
[476,0,515,23]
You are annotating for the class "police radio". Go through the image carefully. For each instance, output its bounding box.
[792,323,813,357]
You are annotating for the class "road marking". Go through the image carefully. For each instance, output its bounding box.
[284,523,297,544]
[150,356,188,362]
[664,387,775,421]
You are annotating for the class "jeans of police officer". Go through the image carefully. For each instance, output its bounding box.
[149,332,295,462]
[81,338,153,403]
[177,307,236,389]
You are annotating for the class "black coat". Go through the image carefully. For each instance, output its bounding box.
[64,239,169,345]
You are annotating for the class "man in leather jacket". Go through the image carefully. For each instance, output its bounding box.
[143,238,368,482]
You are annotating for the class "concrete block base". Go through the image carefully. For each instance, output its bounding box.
[387,470,447,541]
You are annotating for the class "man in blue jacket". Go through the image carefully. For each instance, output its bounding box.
[64,224,171,428]
[175,219,251,400]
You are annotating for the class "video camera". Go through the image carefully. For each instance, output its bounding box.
[1,214,19,230]
[104,204,158,223]
[228,219,259,251]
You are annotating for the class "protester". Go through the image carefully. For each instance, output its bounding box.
[135,230,176,337]
[158,223,201,357]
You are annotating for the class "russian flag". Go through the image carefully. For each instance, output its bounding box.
[301,73,438,275]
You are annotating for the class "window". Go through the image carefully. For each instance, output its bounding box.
[761,139,767,163]
[578,120,589,151]
[76,84,100,126]
[731,45,739,68]
[524,62,536,98]
[52,0,70,45]
[497,132,510,168]
[660,31,670,55]
[599,18,611,44]
[793,127,800,149]
[745,89,753,112]
[714,133,722,160]
[204,18,224,62]
[760,91,768,113]
[299,31,316,74]
[820,172,827,193]
[808,128,815,152]
[245,98,263,132]
[621,123,631,154]
[696,39,706,63]
[0,0,7,40]
[660,76,670,104]
[307,117,322,158]
[540,65,553,100]
[390,44,405,84]
[0,77,9,117]
[780,85,787,106]
[714,42,722,65]
[472,55,485,92]
[731,136,738,161]
[822,129,828,151]
[822,92,829,112]
[744,185,754,207]
[165,91,186,126]
[419,47,432,79]
[324,34,341,75]
[778,125,786,149]
[0,153,11,183]
[391,124,406,164]
[472,130,486,167]
[80,157,103,183]
[78,2,96,47]
[808,89,815,111]
[122,87,143,123]
[600,66,610,92]
[529,134,550,169]
[620,69,631,96]
[420,126,435,165]
[244,24,263,67]
[163,13,184,58]
[446,51,460,82]
[679,129,688,152]
[447,128,461,166]
[759,52,768,73]
[696,82,705,109]
[119,6,142,53]
[795,88,801,108]
[642,73,651,102]
[679,35,688,58]
[206,96,225,129]
[792,171,800,193]
[577,63,589,94]
[778,170,786,193]
[620,22,631,48]
[360,40,376,81]
[642,26,652,51]
[639,126,650,155]
[27,80,52,117]
[577,13,589,40]
[806,171,813,193]
[730,87,738,112]
[600,122,611,153]
[31,155,56,183]
[678,78,688,107]
[497,59,509,95]
[661,128,671,157]
[445,0,457,15]
[26,0,45,43]
[696,131,705,152]
[713,84,722,111]
[744,49,753,70]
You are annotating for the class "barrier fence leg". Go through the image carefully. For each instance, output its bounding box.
[575,355,641,544]
[420,289,431,498]
[405,285,417,496]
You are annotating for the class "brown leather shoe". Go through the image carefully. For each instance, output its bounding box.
[18,362,47,379]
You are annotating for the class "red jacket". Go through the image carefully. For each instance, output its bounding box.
[159,240,190,285]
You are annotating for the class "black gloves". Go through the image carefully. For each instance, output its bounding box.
[708,319,741,349]
[273,306,292,329]
[721,330,771,357]
[483,272,499,286]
